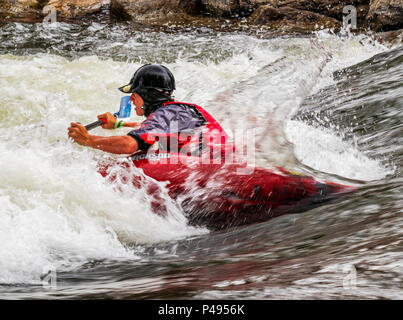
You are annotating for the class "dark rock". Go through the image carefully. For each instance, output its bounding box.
[366,0,403,31]
[0,0,402,37]
[200,0,370,19]
[200,0,241,16]
[250,5,341,32]
[373,28,403,46]
[0,0,110,23]
[110,0,201,21]
[0,0,42,22]
[46,0,109,19]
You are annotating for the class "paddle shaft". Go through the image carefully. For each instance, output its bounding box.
[85,119,106,131]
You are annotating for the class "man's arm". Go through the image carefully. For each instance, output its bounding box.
[68,122,138,154]
[87,135,138,154]
[122,122,141,128]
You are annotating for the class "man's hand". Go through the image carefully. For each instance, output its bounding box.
[97,112,116,130]
[68,122,138,154]
[68,122,92,146]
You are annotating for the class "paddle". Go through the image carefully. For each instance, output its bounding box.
[83,96,132,131]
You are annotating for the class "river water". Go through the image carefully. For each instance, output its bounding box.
[0,22,402,299]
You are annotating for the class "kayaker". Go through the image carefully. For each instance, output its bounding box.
[68,63,233,157]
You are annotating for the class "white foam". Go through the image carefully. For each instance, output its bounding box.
[285,120,391,181]
[0,30,389,283]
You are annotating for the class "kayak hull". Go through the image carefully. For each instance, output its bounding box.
[98,153,357,230]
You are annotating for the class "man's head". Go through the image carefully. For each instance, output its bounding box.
[119,64,175,116]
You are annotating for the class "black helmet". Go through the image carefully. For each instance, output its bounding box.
[119,64,176,116]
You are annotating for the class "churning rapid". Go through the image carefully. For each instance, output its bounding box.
[0,22,402,299]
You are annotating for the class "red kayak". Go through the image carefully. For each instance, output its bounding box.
[98,151,357,230]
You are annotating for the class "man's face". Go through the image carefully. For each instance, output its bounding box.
[130,92,145,116]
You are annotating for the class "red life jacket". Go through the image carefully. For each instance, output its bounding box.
[161,101,236,159]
